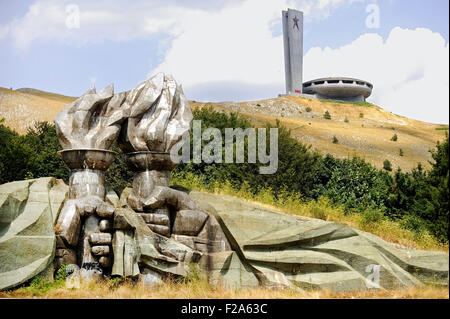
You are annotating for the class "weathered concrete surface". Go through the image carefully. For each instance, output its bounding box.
[190,191,449,291]
[282,8,303,95]
[198,251,260,289]
[0,177,67,290]
[1,178,448,292]
[55,85,128,150]
[302,77,372,101]
[118,73,192,153]
[173,210,209,236]
[112,207,201,278]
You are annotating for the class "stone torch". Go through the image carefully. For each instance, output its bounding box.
[118,73,194,237]
[54,85,129,274]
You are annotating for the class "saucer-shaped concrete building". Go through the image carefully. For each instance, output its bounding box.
[303,77,373,102]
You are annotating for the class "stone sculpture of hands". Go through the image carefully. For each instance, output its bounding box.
[55,85,129,272]
[118,73,193,238]
[137,184,201,237]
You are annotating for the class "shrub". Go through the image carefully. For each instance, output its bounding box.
[360,208,385,227]
[426,133,449,242]
[321,157,392,213]
[105,144,133,195]
[183,263,205,284]
[391,134,398,142]
[173,107,322,200]
[310,204,327,220]
[106,277,127,290]
[399,148,404,157]
[1,110,447,244]
[0,124,33,183]
[24,266,68,296]
[383,159,392,171]
[400,215,428,234]
[305,107,312,112]
[359,112,364,118]
[324,111,331,120]
[55,264,69,281]
[332,136,339,144]
[344,117,349,123]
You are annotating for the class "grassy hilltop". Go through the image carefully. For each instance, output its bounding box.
[191,97,448,171]
[1,86,447,171]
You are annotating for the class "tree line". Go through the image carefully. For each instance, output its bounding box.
[0,109,448,243]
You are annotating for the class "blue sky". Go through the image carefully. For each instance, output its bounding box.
[0,0,448,123]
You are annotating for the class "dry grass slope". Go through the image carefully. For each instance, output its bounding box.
[1,278,448,299]
[1,87,447,170]
[0,87,76,134]
[192,96,448,170]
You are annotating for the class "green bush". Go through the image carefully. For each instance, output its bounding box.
[383,159,392,171]
[320,157,392,213]
[0,111,448,243]
[24,265,68,296]
[105,144,133,195]
[55,264,69,281]
[324,111,331,120]
[360,208,385,226]
[391,134,398,142]
[173,107,322,199]
[310,202,328,220]
[426,133,449,242]
[400,215,428,234]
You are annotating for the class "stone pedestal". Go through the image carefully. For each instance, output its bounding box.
[125,151,176,237]
[57,149,116,270]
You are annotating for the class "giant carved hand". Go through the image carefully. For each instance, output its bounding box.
[54,84,130,273]
[118,73,193,238]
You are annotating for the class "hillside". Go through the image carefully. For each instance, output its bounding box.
[0,87,76,134]
[191,97,448,170]
[0,86,447,170]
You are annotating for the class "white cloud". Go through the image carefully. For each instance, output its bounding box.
[0,25,9,39]
[303,27,449,124]
[150,0,359,87]
[151,0,285,87]
[148,1,448,124]
[1,0,193,50]
[0,0,355,49]
[1,0,448,123]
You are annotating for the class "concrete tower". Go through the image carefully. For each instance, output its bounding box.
[282,9,303,95]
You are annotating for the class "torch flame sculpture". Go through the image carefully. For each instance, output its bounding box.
[54,85,129,275]
[118,73,195,237]
[54,73,229,281]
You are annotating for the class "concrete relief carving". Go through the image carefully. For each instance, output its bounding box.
[54,85,129,276]
[53,73,228,280]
